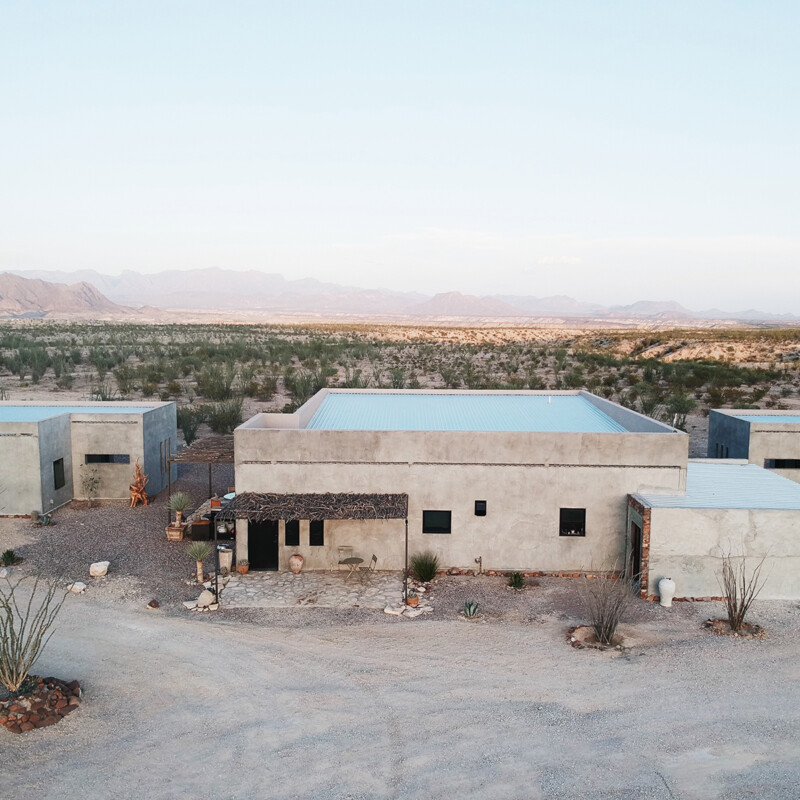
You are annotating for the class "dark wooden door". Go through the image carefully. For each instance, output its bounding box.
[629,521,642,587]
[248,520,279,571]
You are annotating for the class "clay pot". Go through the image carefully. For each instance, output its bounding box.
[237,564,250,575]
[407,596,419,607]
[289,553,304,574]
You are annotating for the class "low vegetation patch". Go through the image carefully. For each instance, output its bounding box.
[410,551,439,583]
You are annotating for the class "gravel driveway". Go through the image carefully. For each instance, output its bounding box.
[2,582,798,799]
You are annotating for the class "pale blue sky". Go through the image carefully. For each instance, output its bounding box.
[2,2,798,310]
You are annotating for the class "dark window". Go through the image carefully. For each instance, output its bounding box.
[309,520,324,546]
[423,510,451,534]
[559,508,586,537]
[285,519,300,547]
[85,454,130,464]
[765,459,800,469]
[53,458,65,490]
[474,500,487,516]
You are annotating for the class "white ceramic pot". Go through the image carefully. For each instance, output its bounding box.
[658,577,676,608]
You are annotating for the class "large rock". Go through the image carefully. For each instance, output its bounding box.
[89,561,110,577]
[67,582,87,594]
[196,589,216,608]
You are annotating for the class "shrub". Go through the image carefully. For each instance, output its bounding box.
[575,570,633,646]
[410,551,439,583]
[508,572,525,590]
[177,406,203,445]
[718,552,768,632]
[0,575,67,692]
[205,398,243,434]
[1,550,15,567]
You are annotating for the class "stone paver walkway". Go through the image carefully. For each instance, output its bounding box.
[221,570,404,609]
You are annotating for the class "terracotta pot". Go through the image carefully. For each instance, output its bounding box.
[237,564,249,575]
[407,596,419,607]
[289,553,304,574]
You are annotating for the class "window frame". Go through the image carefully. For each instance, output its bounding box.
[422,510,452,534]
[559,507,586,537]
[309,520,324,547]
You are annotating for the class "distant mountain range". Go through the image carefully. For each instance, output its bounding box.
[3,268,799,323]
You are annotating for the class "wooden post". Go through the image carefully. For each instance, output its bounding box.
[404,518,408,603]
[208,463,212,499]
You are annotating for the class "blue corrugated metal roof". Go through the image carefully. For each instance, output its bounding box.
[0,406,154,422]
[736,415,800,425]
[640,461,800,509]
[307,393,629,433]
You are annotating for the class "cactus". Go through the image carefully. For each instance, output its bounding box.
[464,600,479,618]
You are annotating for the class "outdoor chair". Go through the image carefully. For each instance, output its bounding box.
[359,554,378,582]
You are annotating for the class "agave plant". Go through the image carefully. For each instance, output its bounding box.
[464,600,479,618]
[187,541,213,584]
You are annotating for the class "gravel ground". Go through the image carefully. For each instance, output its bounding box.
[0,463,235,610]
[1,585,798,799]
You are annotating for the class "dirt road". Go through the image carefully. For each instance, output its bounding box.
[2,593,799,799]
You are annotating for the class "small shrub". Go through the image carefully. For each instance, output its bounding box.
[1,550,15,567]
[575,570,633,646]
[464,600,479,618]
[508,572,525,590]
[718,552,768,632]
[410,551,439,583]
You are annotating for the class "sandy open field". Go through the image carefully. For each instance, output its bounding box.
[2,582,799,800]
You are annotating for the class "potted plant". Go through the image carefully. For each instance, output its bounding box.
[406,590,419,607]
[237,559,250,575]
[166,492,192,541]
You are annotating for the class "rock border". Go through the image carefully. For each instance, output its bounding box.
[0,677,81,734]
[567,625,626,651]
[702,619,767,639]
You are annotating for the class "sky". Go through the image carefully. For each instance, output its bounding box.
[1,1,799,312]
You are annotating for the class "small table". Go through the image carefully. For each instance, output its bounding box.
[339,556,363,579]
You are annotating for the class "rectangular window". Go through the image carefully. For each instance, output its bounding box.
[765,459,800,469]
[559,508,586,537]
[85,454,130,464]
[423,510,451,534]
[474,500,487,517]
[285,519,300,547]
[309,520,324,546]
[53,458,65,490]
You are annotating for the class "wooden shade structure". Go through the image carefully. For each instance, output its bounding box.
[216,492,408,522]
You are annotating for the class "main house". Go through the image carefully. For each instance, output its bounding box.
[0,401,177,515]
[226,389,800,600]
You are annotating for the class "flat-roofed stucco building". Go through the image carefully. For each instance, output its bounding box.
[230,390,687,574]
[708,409,800,484]
[0,402,177,515]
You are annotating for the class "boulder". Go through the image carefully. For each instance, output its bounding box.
[196,589,216,608]
[89,561,110,578]
[67,582,87,594]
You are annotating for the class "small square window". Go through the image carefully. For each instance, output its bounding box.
[474,500,487,516]
[423,510,451,534]
[559,508,586,537]
[285,520,300,547]
[309,520,324,546]
[53,458,65,491]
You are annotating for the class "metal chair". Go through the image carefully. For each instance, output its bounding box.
[359,554,378,582]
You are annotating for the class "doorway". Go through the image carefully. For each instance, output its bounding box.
[248,520,279,571]
[629,521,642,588]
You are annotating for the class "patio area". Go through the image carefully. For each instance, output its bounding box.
[220,570,405,609]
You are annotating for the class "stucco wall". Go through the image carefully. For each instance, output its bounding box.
[141,404,178,497]
[646,506,800,599]
[0,422,44,515]
[37,414,74,513]
[234,426,687,572]
[70,415,144,500]
[747,429,800,485]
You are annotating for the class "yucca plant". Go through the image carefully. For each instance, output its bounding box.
[508,572,525,590]
[410,551,439,583]
[167,492,192,525]
[464,600,479,618]
[187,541,213,584]
[2,550,16,567]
